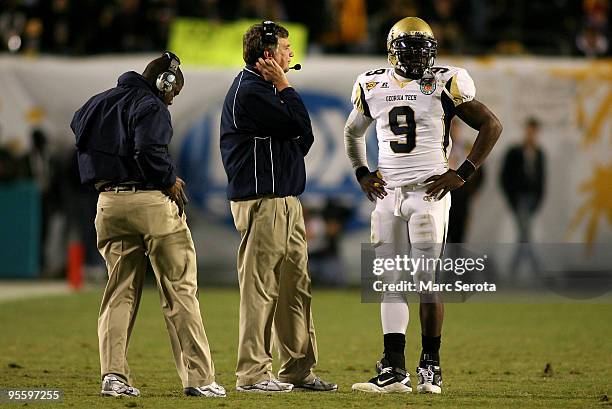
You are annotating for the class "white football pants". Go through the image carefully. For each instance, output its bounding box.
[371,186,450,334]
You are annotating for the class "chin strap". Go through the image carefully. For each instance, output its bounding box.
[396,63,426,80]
[395,67,425,81]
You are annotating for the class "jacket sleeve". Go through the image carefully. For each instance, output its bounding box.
[132,103,176,188]
[243,83,314,155]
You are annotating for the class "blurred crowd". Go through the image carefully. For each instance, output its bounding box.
[1,0,609,57]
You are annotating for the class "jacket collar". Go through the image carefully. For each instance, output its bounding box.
[117,71,159,94]
[243,65,276,90]
[243,65,262,78]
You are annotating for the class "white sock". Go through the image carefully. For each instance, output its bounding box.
[381,296,409,334]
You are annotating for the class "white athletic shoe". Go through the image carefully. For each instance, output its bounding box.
[352,362,412,394]
[416,364,442,394]
[237,379,294,393]
[100,375,140,397]
[184,382,227,398]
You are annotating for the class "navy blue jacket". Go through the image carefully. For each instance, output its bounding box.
[71,71,176,188]
[220,66,314,200]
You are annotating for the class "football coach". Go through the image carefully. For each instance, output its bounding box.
[71,52,225,398]
[220,21,336,393]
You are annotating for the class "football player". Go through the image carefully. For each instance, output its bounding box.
[345,17,502,394]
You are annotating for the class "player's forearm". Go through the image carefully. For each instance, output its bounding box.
[455,99,503,172]
[344,130,368,170]
[344,109,372,170]
[466,116,503,168]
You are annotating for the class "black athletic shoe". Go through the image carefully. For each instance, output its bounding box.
[352,361,412,393]
[416,361,442,394]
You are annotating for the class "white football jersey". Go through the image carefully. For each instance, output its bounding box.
[351,66,475,187]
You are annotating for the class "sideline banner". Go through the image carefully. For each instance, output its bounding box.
[168,18,307,67]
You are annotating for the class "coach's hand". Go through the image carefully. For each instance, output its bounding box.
[424,170,464,201]
[164,177,188,216]
[256,57,290,91]
[357,167,387,202]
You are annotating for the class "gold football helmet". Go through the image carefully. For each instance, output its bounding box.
[387,17,437,80]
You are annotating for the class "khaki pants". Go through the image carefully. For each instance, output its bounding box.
[95,190,215,388]
[230,197,318,387]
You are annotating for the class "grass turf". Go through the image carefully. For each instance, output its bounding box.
[0,288,610,408]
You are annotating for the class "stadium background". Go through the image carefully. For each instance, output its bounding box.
[0,0,609,284]
[0,1,610,408]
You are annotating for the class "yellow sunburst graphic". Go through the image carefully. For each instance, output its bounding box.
[27,107,45,124]
[576,88,612,147]
[550,61,611,147]
[568,163,612,245]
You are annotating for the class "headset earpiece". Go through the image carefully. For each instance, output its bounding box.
[156,72,176,93]
[156,51,181,94]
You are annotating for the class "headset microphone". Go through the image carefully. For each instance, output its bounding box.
[289,64,302,71]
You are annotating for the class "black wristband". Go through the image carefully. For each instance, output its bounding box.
[455,160,476,182]
[355,166,370,182]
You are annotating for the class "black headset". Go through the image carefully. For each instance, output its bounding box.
[156,51,181,94]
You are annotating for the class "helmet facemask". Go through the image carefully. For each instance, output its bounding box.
[390,34,437,80]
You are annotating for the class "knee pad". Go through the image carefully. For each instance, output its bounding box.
[408,213,443,293]
[409,213,438,250]
[371,209,399,247]
[371,210,382,247]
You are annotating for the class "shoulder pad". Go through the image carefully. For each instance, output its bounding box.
[357,68,391,82]
[430,65,463,80]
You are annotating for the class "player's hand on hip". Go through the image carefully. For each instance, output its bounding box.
[358,170,387,202]
[256,57,290,91]
[424,170,464,201]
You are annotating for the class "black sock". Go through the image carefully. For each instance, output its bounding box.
[383,333,406,370]
[420,334,441,364]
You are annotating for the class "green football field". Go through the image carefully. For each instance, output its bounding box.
[0,288,610,408]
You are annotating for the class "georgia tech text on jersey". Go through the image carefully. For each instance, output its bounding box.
[385,94,418,102]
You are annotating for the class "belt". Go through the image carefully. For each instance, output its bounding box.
[396,183,425,192]
[98,183,158,193]
[232,194,287,202]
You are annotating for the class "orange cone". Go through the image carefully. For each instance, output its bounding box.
[67,242,84,290]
